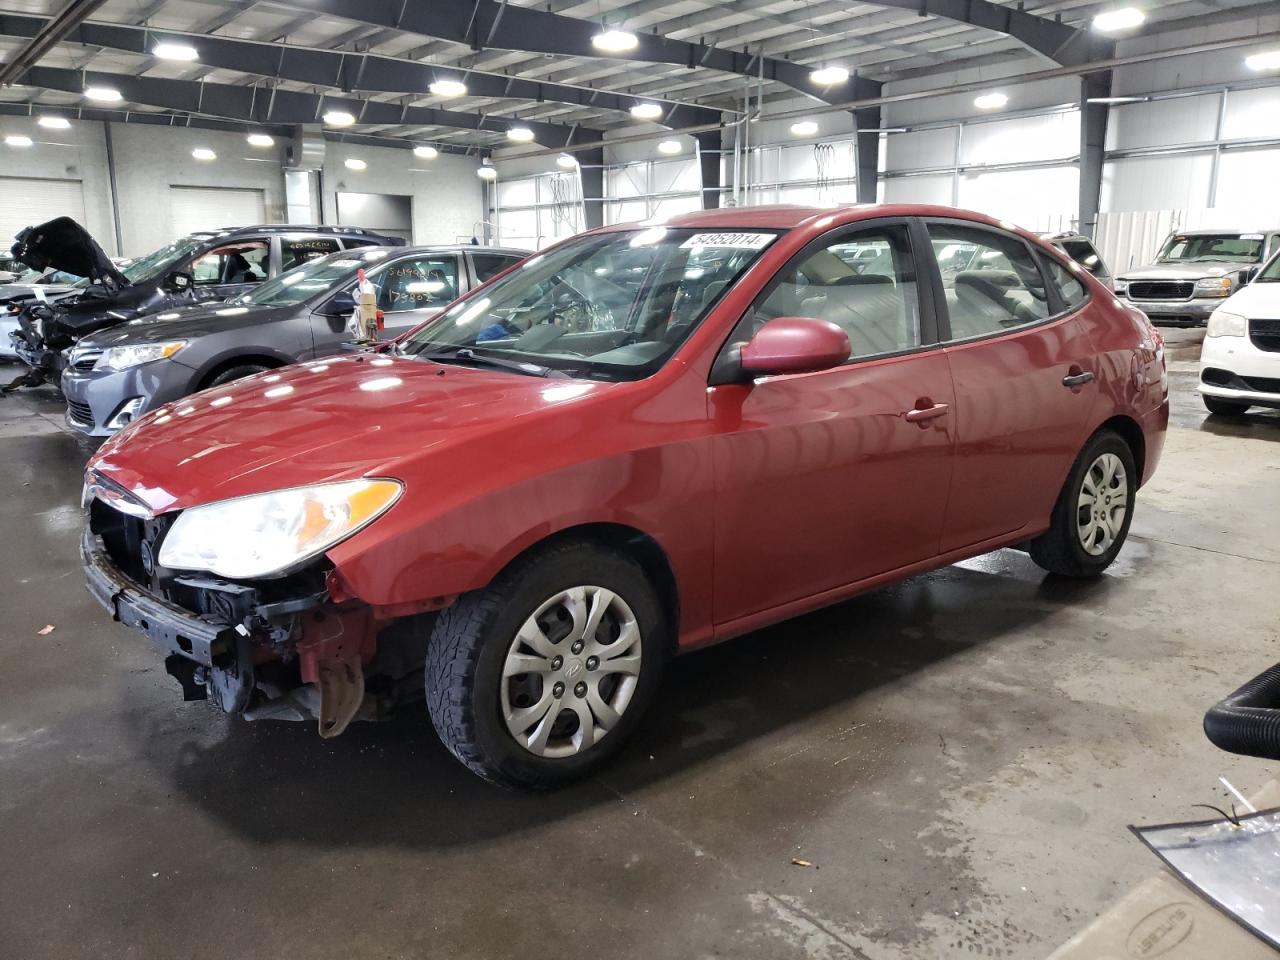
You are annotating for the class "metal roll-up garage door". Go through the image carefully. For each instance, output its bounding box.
[0,177,88,247]
[169,186,265,238]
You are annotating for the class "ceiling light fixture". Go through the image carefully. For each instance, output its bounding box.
[809,65,850,86]
[592,28,638,53]
[5,134,33,147]
[37,116,70,129]
[630,102,663,120]
[1092,8,1145,33]
[413,145,439,159]
[656,139,682,155]
[556,153,578,169]
[1086,95,1149,105]
[429,79,467,97]
[191,147,216,160]
[344,157,367,171]
[789,120,819,137]
[84,86,122,103]
[507,126,535,143]
[1245,50,1280,72]
[973,91,1009,110]
[477,166,497,180]
[246,133,274,147]
[152,41,199,61]
[323,110,355,126]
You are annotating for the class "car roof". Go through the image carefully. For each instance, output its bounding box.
[595,203,1028,235]
[1169,228,1280,236]
[378,244,531,256]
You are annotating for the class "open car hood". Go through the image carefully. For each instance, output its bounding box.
[10,217,128,290]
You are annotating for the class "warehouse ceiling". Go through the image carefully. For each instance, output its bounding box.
[0,0,1272,152]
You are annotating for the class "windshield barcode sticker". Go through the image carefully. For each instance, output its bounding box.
[681,233,775,250]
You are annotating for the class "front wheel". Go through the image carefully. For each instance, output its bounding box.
[425,542,668,788]
[1029,431,1136,578]
[1203,396,1251,417]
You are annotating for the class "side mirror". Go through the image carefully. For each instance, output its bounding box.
[738,317,850,378]
[323,291,357,317]
[166,271,193,294]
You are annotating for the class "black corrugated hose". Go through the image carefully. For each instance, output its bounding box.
[1204,662,1280,761]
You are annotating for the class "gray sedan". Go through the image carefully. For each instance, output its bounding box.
[61,243,528,435]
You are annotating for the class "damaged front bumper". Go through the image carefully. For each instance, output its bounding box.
[81,527,419,736]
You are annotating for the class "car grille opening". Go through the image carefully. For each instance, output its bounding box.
[1202,367,1280,395]
[1128,280,1194,301]
[1241,375,1280,394]
[66,399,94,426]
[70,348,103,371]
[1250,318,1280,353]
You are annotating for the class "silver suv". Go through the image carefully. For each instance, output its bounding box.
[1115,229,1280,326]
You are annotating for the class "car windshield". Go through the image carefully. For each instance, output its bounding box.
[121,235,210,283]
[1156,234,1264,264]
[236,247,393,306]
[398,227,777,380]
[1257,252,1280,282]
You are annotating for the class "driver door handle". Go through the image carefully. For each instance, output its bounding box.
[904,402,949,424]
[1062,369,1095,388]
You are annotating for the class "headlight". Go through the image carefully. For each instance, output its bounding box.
[95,340,187,372]
[157,479,402,579]
[1206,310,1247,338]
[1113,280,1128,296]
[1195,277,1233,297]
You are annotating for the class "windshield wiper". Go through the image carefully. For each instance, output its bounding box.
[419,347,563,378]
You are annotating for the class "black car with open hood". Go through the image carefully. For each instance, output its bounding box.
[7,218,405,382]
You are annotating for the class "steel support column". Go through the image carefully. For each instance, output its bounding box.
[854,106,882,205]
[696,130,722,210]
[1079,71,1111,239]
[579,147,606,230]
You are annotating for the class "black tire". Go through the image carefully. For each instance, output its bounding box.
[425,541,669,788]
[1028,430,1137,579]
[1203,396,1250,417]
[205,363,271,388]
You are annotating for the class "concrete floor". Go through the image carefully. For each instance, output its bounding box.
[1,343,1278,960]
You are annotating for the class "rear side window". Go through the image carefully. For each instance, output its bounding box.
[1043,256,1088,309]
[472,253,523,283]
[927,224,1050,340]
[281,237,342,272]
[191,241,268,286]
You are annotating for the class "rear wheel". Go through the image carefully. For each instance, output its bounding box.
[1203,396,1251,417]
[205,363,271,388]
[425,542,668,788]
[1029,430,1136,578]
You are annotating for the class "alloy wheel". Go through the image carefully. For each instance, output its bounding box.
[500,585,642,759]
[1076,452,1129,556]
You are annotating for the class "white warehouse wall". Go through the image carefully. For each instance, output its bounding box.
[320,143,485,245]
[0,117,116,252]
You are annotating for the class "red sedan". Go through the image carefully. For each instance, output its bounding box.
[82,205,1169,787]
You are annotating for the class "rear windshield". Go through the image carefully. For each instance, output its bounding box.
[1157,234,1264,264]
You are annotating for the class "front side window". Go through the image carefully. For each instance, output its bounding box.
[928,224,1050,340]
[372,256,459,312]
[191,241,268,286]
[399,228,777,380]
[281,237,342,272]
[1256,251,1280,283]
[754,225,921,360]
[238,248,390,307]
[1157,234,1264,264]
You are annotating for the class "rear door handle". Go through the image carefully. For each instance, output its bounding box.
[904,403,949,423]
[1062,371,1095,388]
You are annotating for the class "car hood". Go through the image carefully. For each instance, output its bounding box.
[1119,261,1254,281]
[10,217,128,289]
[83,302,295,346]
[88,355,614,513]
[1220,281,1280,315]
